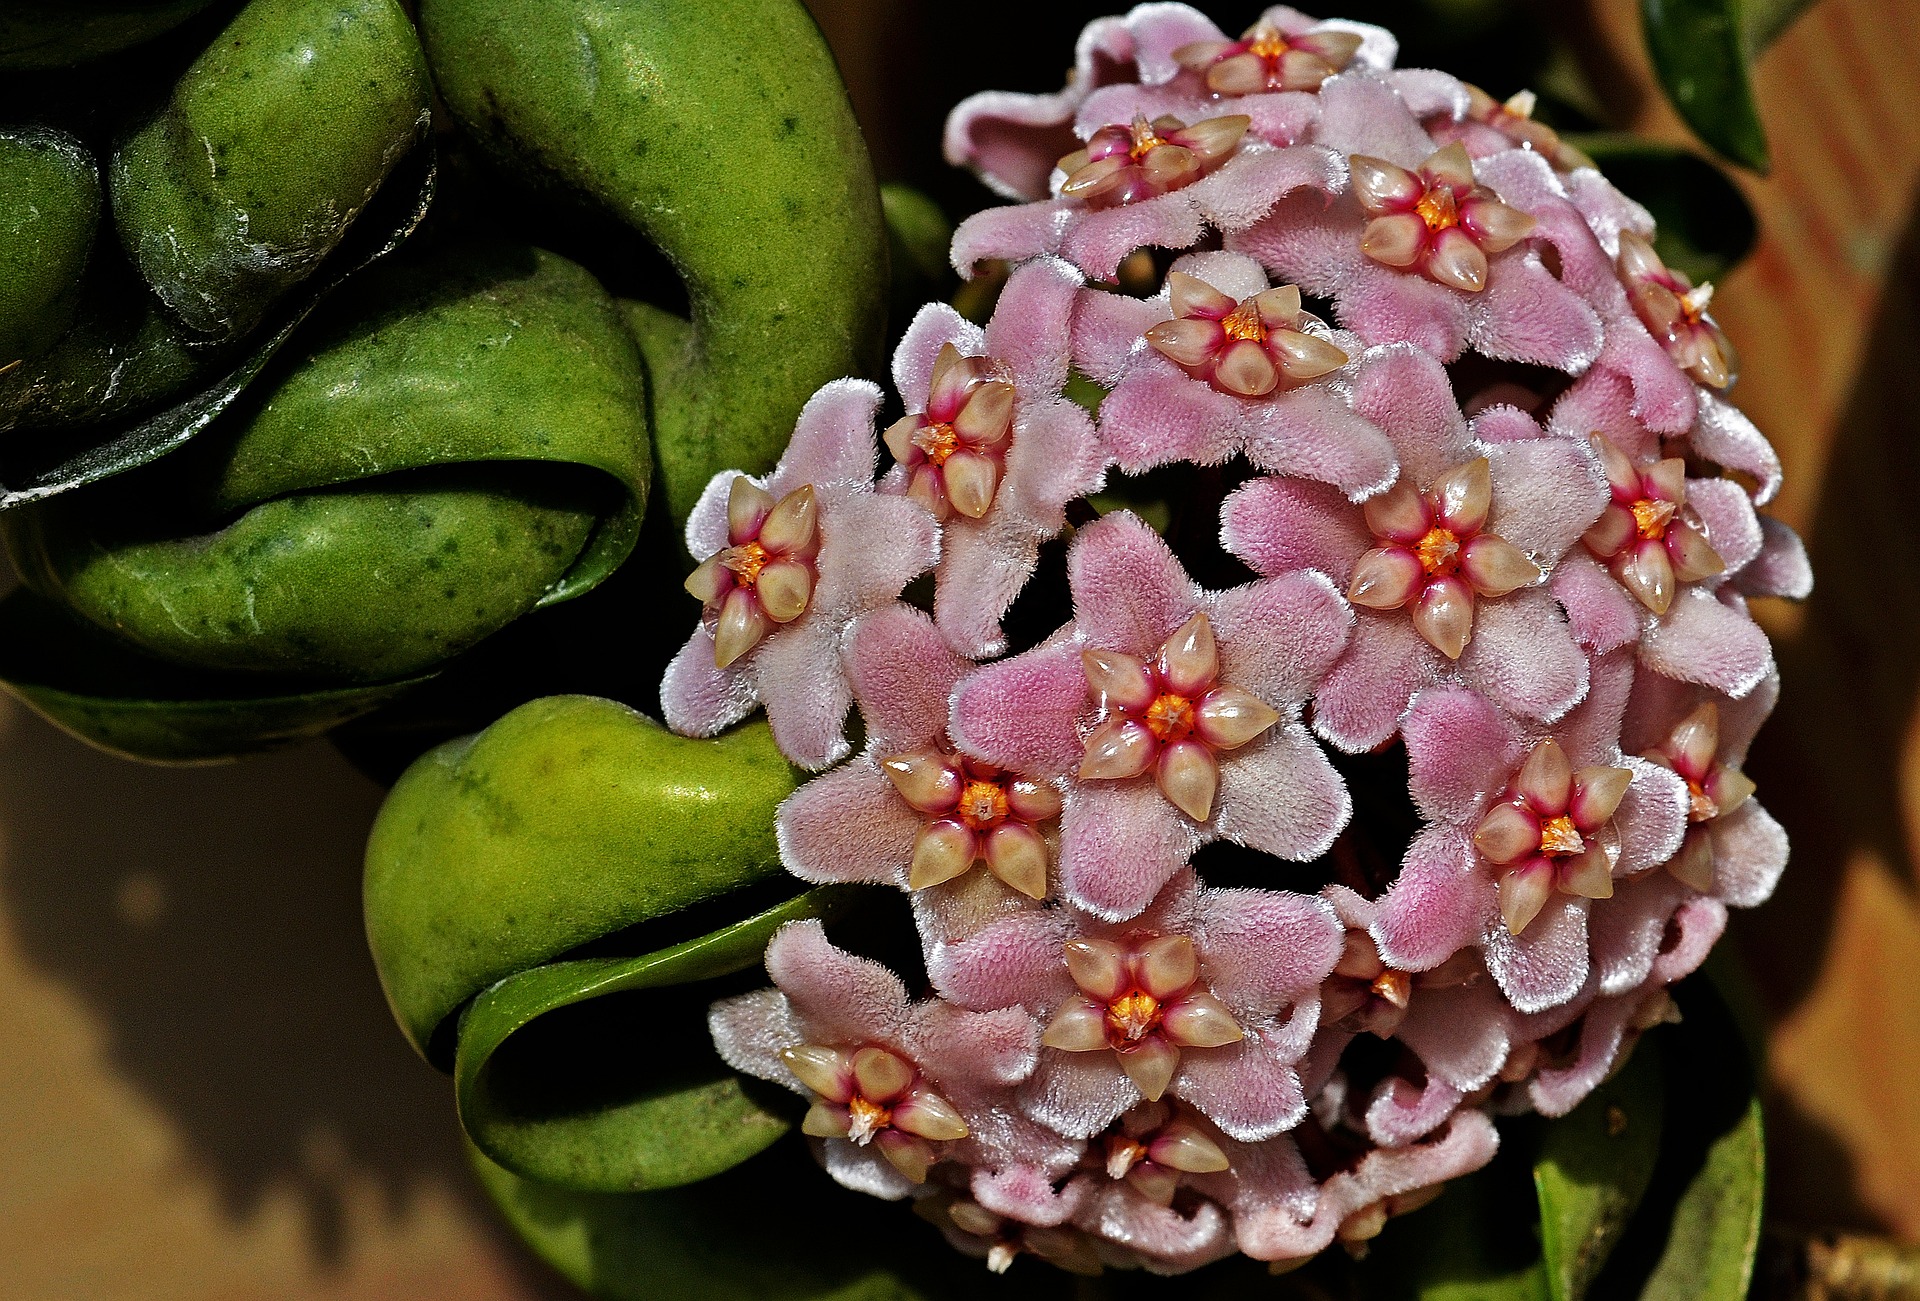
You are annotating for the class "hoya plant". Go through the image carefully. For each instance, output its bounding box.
[0,0,1831,1297]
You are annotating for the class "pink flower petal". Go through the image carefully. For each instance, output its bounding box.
[891,304,982,412]
[1199,887,1346,1008]
[776,761,921,888]
[1061,192,1211,281]
[1372,825,1491,971]
[1242,382,1401,497]
[764,919,912,1043]
[950,636,1090,775]
[986,256,1085,395]
[1468,251,1603,372]
[1395,974,1515,1089]
[1060,780,1199,921]
[1313,613,1440,752]
[1365,1073,1465,1146]
[1210,570,1354,701]
[1313,70,1437,166]
[926,907,1073,1012]
[660,626,758,738]
[753,612,858,769]
[708,987,802,1086]
[1613,756,1689,873]
[1069,511,1204,654]
[770,378,886,495]
[846,603,971,751]
[1685,476,1764,574]
[1349,343,1473,486]
[1099,358,1247,471]
[1709,800,1789,907]
[1483,437,1608,561]
[1482,894,1589,1014]
[1175,1035,1308,1141]
[1021,1050,1139,1139]
[1736,516,1813,600]
[1402,685,1524,824]
[1212,722,1353,861]
[1638,588,1775,697]
[952,200,1075,277]
[1458,588,1592,726]
[1220,474,1373,583]
[1689,390,1783,505]
[1552,552,1644,655]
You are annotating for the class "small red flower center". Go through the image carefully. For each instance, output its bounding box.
[1686,779,1719,824]
[1414,526,1461,577]
[846,1094,892,1144]
[720,541,770,587]
[1144,693,1197,743]
[1414,185,1459,232]
[1630,497,1676,541]
[913,420,961,468]
[956,778,1010,830]
[1538,814,1585,857]
[1105,990,1164,1047]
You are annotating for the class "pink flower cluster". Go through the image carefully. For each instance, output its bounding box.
[671,3,1809,1276]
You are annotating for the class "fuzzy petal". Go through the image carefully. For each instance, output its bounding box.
[950,637,1090,776]
[1219,473,1373,582]
[1402,685,1524,824]
[1372,826,1492,971]
[1070,511,1204,654]
[1458,589,1591,726]
[1708,800,1789,907]
[1243,381,1401,497]
[1060,780,1200,921]
[1212,722,1353,861]
[1200,887,1345,1008]
[1313,613,1440,752]
[1483,895,1589,1014]
[1689,391,1782,505]
[1210,570,1354,701]
[1638,588,1775,697]
[777,762,921,888]
[660,626,759,738]
[1176,1035,1308,1141]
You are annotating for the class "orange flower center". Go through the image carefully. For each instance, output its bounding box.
[1106,990,1163,1046]
[1129,119,1168,161]
[913,420,961,467]
[1538,814,1585,857]
[1247,29,1290,60]
[1630,497,1676,541]
[1686,778,1719,824]
[1415,527,1461,577]
[1144,693,1197,743]
[721,541,770,587]
[1219,301,1267,342]
[1104,1136,1149,1179]
[957,779,1010,830]
[846,1095,892,1145]
[1415,185,1459,232]
[1369,969,1412,1007]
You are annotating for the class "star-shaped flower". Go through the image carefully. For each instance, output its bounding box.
[949,510,1352,919]
[661,380,940,769]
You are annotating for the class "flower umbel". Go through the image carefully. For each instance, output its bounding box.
[1059,113,1251,209]
[1171,20,1364,96]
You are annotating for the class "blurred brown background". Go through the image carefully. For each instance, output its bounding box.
[3,0,1917,1295]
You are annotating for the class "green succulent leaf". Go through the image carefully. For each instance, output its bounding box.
[1640,0,1770,172]
[1638,1094,1764,1300]
[0,138,436,503]
[1565,135,1757,284]
[4,238,650,685]
[455,889,850,1193]
[363,695,802,1063]
[0,0,221,69]
[421,0,888,526]
[0,586,430,764]
[468,1138,1064,1301]
[1534,1040,1666,1301]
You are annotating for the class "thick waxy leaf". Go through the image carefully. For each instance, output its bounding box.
[468,1138,1063,1301]
[1534,1040,1665,1300]
[364,696,801,1063]
[0,138,435,502]
[1355,1144,1551,1301]
[0,587,428,763]
[421,0,888,525]
[110,0,431,343]
[1567,136,1757,284]
[1638,1094,1763,1300]
[455,889,851,1192]
[1640,0,1770,172]
[1586,978,1766,1299]
[5,239,651,684]
[0,126,99,362]
[0,1,220,68]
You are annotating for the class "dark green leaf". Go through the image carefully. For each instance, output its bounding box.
[1745,0,1820,48]
[0,586,429,763]
[455,889,853,1192]
[1566,135,1758,283]
[469,1137,1064,1301]
[1586,978,1766,1300]
[1353,1135,1551,1301]
[1640,0,1769,172]
[1638,1094,1764,1299]
[0,137,435,508]
[1534,1039,1665,1300]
